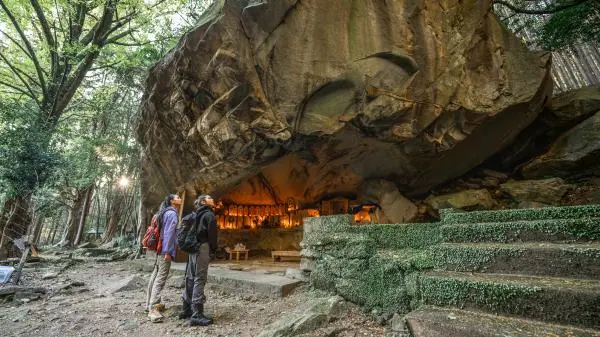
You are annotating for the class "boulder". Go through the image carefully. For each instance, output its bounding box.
[359,180,417,223]
[258,296,347,337]
[137,0,551,208]
[500,178,572,205]
[548,85,600,123]
[425,189,497,211]
[488,86,600,170]
[522,111,600,178]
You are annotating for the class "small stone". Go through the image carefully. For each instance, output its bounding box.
[389,313,405,331]
[42,272,58,280]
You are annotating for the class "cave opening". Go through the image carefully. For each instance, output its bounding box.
[202,154,383,261]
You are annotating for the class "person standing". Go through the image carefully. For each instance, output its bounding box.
[179,194,218,326]
[146,193,181,323]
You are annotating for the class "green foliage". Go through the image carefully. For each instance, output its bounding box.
[0,0,213,246]
[0,100,59,198]
[539,0,600,50]
[494,0,600,51]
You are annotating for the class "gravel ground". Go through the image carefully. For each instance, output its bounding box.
[0,259,386,337]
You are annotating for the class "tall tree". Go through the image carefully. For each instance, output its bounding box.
[0,0,193,256]
[493,0,600,50]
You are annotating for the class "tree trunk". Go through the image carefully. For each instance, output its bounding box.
[30,215,44,245]
[74,186,94,245]
[60,188,88,246]
[49,210,63,245]
[0,195,32,259]
[102,189,124,244]
[0,199,13,247]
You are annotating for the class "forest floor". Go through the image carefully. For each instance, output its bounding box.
[0,257,386,337]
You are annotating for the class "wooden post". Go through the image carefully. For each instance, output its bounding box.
[13,246,30,284]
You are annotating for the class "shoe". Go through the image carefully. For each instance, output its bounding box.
[155,303,166,312]
[189,303,213,326]
[189,315,212,326]
[148,308,164,323]
[178,301,193,319]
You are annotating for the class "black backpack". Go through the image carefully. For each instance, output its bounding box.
[177,211,208,253]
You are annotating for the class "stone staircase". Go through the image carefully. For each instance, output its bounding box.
[406,205,600,336]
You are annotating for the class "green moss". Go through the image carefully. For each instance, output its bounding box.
[431,244,525,271]
[442,218,600,243]
[441,204,600,224]
[304,206,600,321]
[419,273,541,310]
[310,262,336,292]
[350,222,442,249]
[304,215,353,234]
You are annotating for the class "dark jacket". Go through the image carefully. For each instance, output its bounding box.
[195,205,218,252]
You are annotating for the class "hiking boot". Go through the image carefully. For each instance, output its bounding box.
[189,303,213,326]
[189,314,212,326]
[178,301,193,319]
[155,303,166,312]
[148,308,164,323]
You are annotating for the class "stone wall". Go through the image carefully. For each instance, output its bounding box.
[301,215,441,316]
[219,228,303,255]
[301,205,600,320]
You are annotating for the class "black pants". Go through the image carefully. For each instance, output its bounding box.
[181,242,210,306]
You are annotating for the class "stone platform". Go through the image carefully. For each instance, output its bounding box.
[133,254,303,299]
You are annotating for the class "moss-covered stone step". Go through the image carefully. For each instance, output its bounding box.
[406,306,600,337]
[441,204,600,225]
[432,243,600,280]
[419,271,600,328]
[442,218,600,244]
[349,222,441,249]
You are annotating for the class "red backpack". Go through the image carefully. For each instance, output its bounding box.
[142,212,163,253]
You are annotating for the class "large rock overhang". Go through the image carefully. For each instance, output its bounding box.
[136,0,552,210]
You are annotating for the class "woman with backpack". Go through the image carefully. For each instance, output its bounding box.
[178,194,218,326]
[145,193,181,323]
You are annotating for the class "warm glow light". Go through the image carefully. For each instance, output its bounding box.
[118,176,130,188]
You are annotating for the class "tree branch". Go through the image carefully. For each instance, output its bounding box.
[0,0,48,98]
[0,52,40,104]
[105,28,137,45]
[0,29,32,59]
[0,80,36,100]
[30,0,59,80]
[30,0,56,47]
[493,0,591,15]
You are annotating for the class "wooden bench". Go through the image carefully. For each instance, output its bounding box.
[228,249,249,261]
[271,250,301,262]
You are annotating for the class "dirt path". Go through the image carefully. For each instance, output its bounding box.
[0,259,385,337]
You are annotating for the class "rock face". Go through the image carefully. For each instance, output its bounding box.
[425,189,497,211]
[137,0,552,207]
[359,180,417,223]
[258,296,347,337]
[500,178,572,205]
[489,85,600,171]
[522,111,600,178]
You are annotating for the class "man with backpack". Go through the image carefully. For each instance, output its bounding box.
[178,194,218,326]
[145,193,181,323]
